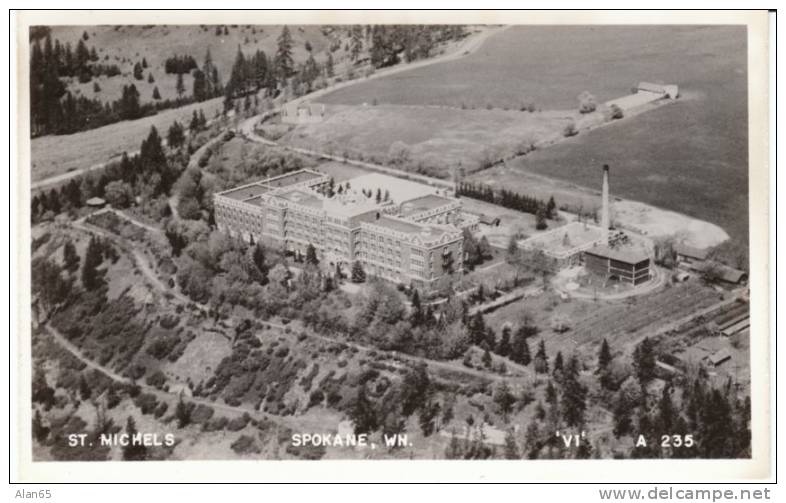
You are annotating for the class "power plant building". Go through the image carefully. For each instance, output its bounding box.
[214,169,472,289]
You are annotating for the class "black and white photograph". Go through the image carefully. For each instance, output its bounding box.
[11,9,773,484]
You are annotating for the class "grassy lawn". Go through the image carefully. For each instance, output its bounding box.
[281,104,570,177]
[31,96,224,182]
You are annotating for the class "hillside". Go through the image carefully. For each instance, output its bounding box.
[44,25,338,105]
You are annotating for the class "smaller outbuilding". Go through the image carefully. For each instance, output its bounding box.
[674,243,710,266]
[86,197,106,208]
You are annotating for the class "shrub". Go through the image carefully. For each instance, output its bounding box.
[230,435,260,454]
[134,393,158,415]
[145,370,167,389]
[227,414,250,431]
[190,403,215,424]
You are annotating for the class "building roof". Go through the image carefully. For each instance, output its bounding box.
[709,349,732,366]
[349,173,441,205]
[220,183,270,201]
[359,213,457,243]
[519,222,606,260]
[638,82,668,94]
[274,189,323,209]
[399,194,455,217]
[674,243,710,261]
[266,169,324,188]
[585,244,650,265]
[715,264,747,284]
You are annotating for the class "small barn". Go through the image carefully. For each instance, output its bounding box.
[674,243,710,267]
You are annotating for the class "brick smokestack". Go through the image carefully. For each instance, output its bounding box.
[601,164,610,239]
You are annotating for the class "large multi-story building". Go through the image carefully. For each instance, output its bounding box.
[214,169,477,289]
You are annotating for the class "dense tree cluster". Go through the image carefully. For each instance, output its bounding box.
[30,33,211,136]
[366,25,467,68]
[457,182,557,219]
[163,54,198,75]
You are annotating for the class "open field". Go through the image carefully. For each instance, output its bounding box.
[319,25,748,247]
[319,25,745,110]
[30,96,224,183]
[280,104,571,177]
[506,91,748,245]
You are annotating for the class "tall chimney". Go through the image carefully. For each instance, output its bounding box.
[601,164,610,240]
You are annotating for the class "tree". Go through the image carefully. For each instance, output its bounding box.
[349,385,379,435]
[504,428,520,459]
[612,392,632,439]
[176,72,185,98]
[78,373,92,401]
[326,52,335,77]
[252,243,268,284]
[633,337,657,386]
[561,355,587,427]
[350,26,363,62]
[152,86,161,100]
[578,91,597,113]
[351,261,366,283]
[410,289,424,326]
[32,409,49,443]
[81,236,103,290]
[597,338,612,372]
[175,398,192,428]
[148,72,155,84]
[62,241,80,273]
[610,104,624,120]
[167,121,185,149]
[533,340,549,374]
[657,386,676,434]
[493,381,516,422]
[305,243,319,266]
[563,122,577,137]
[400,363,430,416]
[104,180,134,209]
[133,62,144,80]
[546,196,557,219]
[122,416,147,460]
[510,328,531,366]
[496,325,512,357]
[535,206,548,230]
[481,347,492,368]
[467,311,487,346]
[552,351,564,381]
[93,81,101,93]
[274,26,294,80]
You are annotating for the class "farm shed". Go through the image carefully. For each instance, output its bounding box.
[674,243,709,266]
[715,265,748,285]
[708,349,732,367]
